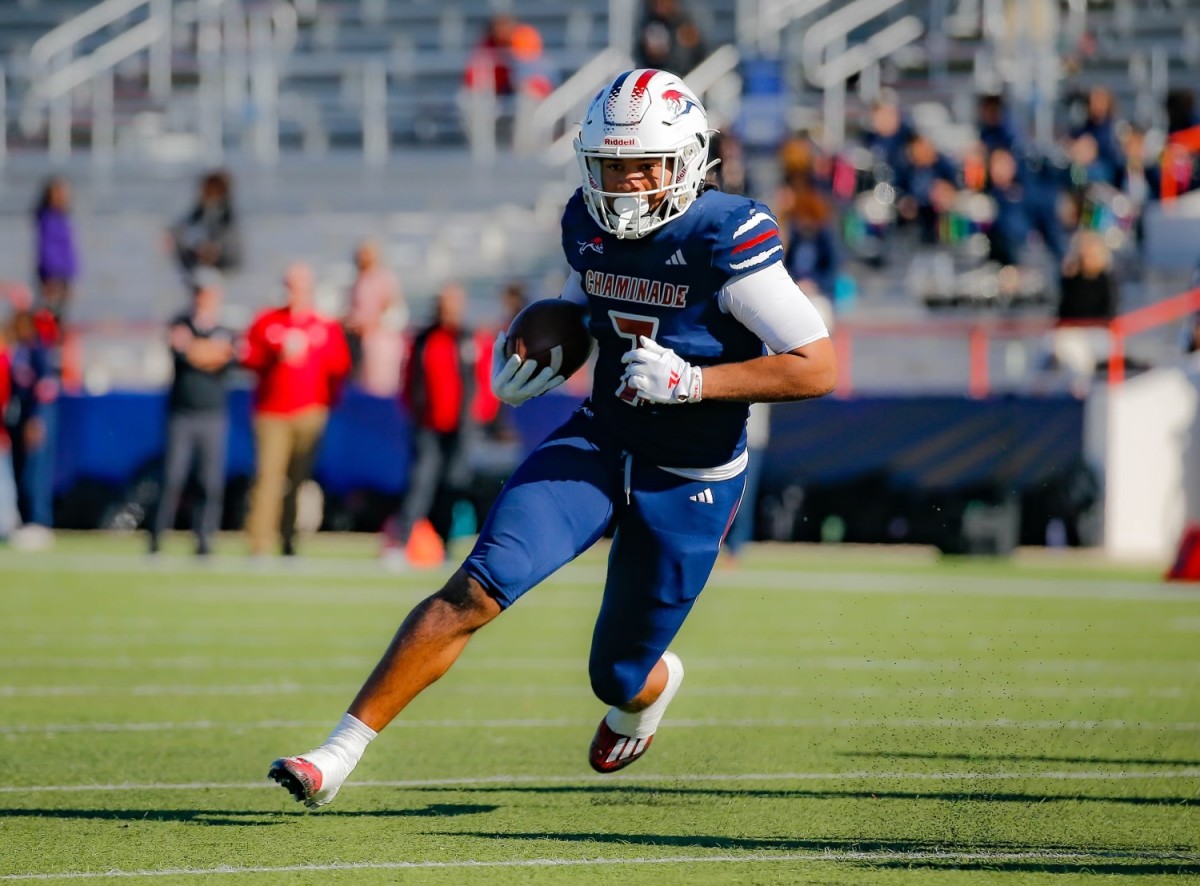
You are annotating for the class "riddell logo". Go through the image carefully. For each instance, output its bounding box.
[604,137,638,146]
[578,237,604,255]
[668,370,681,388]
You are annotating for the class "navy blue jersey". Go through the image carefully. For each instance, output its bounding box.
[562,187,785,468]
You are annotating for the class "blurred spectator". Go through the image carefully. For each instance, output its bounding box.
[1068,87,1123,184]
[895,133,958,245]
[6,309,60,541]
[977,93,1019,154]
[1166,88,1199,135]
[1058,231,1118,320]
[635,0,706,74]
[1182,261,1200,355]
[1065,133,1114,189]
[710,130,750,195]
[168,170,242,278]
[33,177,78,321]
[985,147,1040,267]
[1116,126,1159,228]
[511,22,555,100]
[383,283,478,565]
[985,147,1028,265]
[242,263,351,557]
[0,325,17,542]
[782,188,840,301]
[861,89,912,174]
[344,239,405,397]
[1046,232,1117,392]
[463,14,517,98]
[723,402,770,565]
[1183,313,1200,355]
[149,270,237,557]
[473,281,526,434]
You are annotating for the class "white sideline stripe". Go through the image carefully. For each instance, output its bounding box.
[5,654,1199,675]
[6,716,1200,736]
[0,683,1193,699]
[2,849,1199,880]
[4,769,1200,795]
[0,552,1181,601]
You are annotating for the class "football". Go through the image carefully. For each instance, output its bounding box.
[504,299,592,379]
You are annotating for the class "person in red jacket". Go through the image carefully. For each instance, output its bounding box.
[0,326,18,542]
[242,263,350,556]
[383,283,478,565]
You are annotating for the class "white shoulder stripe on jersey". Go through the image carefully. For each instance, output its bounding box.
[731,212,773,240]
[728,244,783,272]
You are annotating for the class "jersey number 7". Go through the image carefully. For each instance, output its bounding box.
[610,310,660,403]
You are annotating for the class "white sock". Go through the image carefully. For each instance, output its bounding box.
[315,712,377,771]
[605,651,684,740]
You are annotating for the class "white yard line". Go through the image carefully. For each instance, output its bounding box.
[4,716,1200,736]
[3,654,1198,674]
[2,849,1199,880]
[0,552,1183,600]
[2,683,1190,699]
[3,769,1200,795]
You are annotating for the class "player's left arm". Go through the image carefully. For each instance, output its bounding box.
[703,262,836,402]
[622,262,835,404]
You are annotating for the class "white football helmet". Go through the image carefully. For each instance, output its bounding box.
[574,69,716,239]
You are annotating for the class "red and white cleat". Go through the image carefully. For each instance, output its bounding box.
[589,720,655,772]
[268,752,346,809]
[587,650,684,774]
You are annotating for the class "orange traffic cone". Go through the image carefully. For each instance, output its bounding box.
[406,518,445,568]
[1166,523,1200,581]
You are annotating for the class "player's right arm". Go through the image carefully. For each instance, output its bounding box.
[490,270,589,406]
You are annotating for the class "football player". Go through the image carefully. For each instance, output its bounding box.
[269,69,836,808]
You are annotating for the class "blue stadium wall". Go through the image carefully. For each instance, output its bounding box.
[47,389,1090,547]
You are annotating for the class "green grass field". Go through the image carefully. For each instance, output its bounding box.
[2,534,1199,884]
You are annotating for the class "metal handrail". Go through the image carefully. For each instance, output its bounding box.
[814,15,925,87]
[34,17,167,101]
[801,0,909,87]
[30,0,161,66]
[680,43,741,97]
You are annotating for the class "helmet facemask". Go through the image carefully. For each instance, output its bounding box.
[576,135,715,239]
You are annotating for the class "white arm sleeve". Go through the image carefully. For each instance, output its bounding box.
[560,269,588,306]
[718,262,830,354]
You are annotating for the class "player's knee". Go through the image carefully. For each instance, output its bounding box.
[588,657,644,707]
[432,570,500,625]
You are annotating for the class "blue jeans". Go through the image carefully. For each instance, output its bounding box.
[0,446,18,539]
[724,445,764,556]
[18,401,57,528]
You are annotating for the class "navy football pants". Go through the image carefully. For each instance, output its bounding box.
[463,407,744,707]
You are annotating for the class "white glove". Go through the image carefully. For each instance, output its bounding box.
[619,336,703,405]
[491,331,565,406]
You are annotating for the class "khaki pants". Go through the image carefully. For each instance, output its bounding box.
[246,406,328,555]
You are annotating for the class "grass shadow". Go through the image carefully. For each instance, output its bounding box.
[440,831,1200,875]
[841,750,1200,768]
[407,782,1196,807]
[0,803,498,827]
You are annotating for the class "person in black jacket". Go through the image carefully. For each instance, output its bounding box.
[168,170,242,278]
[1058,231,1117,321]
[149,269,237,556]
